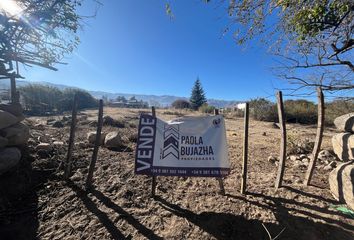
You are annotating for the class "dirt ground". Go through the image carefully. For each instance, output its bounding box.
[0,107,353,240]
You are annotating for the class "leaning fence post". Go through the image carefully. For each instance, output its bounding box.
[241,102,249,194]
[151,106,157,197]
[86,99,104,190]
[64,94,79,180]
[304,87,325,186]
[214,108,226,195]
[275,91,287,190]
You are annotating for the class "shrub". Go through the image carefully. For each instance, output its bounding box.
[284,99,317,124]
[20,84,98,115]
[325,99,354,126]
[199,103,215,114]
[287,133,314,154]
[249,98,277,122]
[58,88,98,111]
[172,99,190,109]
[20,84,63,115]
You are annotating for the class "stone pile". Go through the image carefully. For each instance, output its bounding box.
[87,131,124,149]
[332,112,354,161]
[329,113,354,210]
[329,161,354,210]
[0,103,29,176]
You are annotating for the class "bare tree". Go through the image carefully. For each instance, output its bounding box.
[167,1,353,95]
[0,0,100,79]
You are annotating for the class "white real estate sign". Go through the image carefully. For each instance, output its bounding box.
[135,114,230,177]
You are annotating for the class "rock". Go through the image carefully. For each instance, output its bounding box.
[53,141,65,147]
[33,123,45,130]
[0,136,8,148]
[52,121,64,128]
[103,115,125,128]
[302,161,309,167]
[299,154,307,159]
[329,161,354,210]
[262,132,266,136]
[293,160,305,168]
[35,143,53,152]
[70,171,83,181]
[1,123,30,146]
[38,135,51,143]
[334,112,354,133]
[289,155,299,161]
[37,149,50,159]
[294,179,303,184]
[332,133,354,161]
[103,115,115,125]
[302,157,310,165]
[16,114,25,122]
[87,131,106,145]
[324,165,332,171]
[77,114,87,121]
[75,141,88,148]
[1,123,25,137]
[46,118,56,125]
[28,138,36,146]
[62,115,71,121]
[0,103,22,117]
[267,155,278,164]
[324,161,337,171]
[0,110,19,130]
[104,132,123,148]
[0,147,21,175]
[318,150,333,159]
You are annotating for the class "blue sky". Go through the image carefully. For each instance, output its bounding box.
[22,0,288,101]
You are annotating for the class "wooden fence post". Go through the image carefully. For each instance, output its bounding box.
[304,87,325,186]
[64,94,79,180]
[10,76,18,103]
[214,109,226,195]
[275,91,287,190]
[86,99,104,190]
[151,107,157,197]
[241,102,249,194]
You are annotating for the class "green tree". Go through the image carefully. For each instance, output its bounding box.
[190,78,207,110]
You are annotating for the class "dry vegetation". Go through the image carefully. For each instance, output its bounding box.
[0,107,353,240]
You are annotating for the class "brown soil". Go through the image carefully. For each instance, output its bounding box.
[0,107,353,240]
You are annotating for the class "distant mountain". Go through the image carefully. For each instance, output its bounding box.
[0,80,241,108]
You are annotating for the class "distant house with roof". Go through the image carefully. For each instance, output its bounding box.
[109,96,148,108]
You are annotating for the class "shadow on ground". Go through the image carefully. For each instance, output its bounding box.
[224,187,354,240]
[0,150,53,240]
[68,182,163,240]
